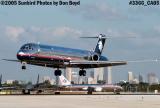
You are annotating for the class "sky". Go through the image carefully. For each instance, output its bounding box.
[0,0,160,83]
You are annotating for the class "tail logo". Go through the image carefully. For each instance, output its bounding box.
[98,41,103,52]
[63,79,67,83]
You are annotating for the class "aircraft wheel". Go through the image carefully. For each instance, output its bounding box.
[22,65,26,70]
[79,70,86,76]
[22,89,30,94]
[87,87,94,95]
[54,70,62,76]
[21,62,26,70]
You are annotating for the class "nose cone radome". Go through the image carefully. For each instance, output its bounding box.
[17,51,25,60]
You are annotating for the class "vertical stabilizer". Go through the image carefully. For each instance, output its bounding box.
[94,34,106,55]
[80,34,106,55]
[59,75,71,86]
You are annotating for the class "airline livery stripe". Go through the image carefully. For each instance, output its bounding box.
[17,54,81,61]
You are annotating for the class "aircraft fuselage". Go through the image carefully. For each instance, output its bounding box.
[17,43,108,68]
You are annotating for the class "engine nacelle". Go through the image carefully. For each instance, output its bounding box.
[84,53,100,61]
[91,54,99,61]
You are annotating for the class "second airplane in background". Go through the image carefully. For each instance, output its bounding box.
[59,75,123,94]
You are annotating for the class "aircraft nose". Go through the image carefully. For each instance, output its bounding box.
[17,51,25,55]
[17,51,26,60]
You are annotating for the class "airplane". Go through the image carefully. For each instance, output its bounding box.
[0,74,17,91]
[22,74,43,94]
[3,34,127,77]
[59,75,123,94]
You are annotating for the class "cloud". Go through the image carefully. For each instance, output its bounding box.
[2,25,160,49]
[52,26,82,36]
[1,26,88,46]
[5,26,25,41]
[67,3,123,21]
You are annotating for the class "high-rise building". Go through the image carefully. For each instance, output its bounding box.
[71,71,78,84]
[64,68,72,82]
[94,68,104,83]
[128,71,133,83]
[139,74,143,83]
[103,67,112,84]
[148,73,159,85]
[90,71,94,79]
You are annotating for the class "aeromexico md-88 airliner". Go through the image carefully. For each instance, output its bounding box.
[5,34,127,77]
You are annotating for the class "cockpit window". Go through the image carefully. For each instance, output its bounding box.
[21,44,34,50]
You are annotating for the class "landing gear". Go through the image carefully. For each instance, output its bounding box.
[22,89,30,95]
[87,87,94,95]
[22,65,26,70]
[114,89,121,94]
[54,69,62,93]
[79,69,86,76]
[54,69,62,76]
[21,62,26,70]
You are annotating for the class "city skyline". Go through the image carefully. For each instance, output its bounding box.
[0,0,160,82]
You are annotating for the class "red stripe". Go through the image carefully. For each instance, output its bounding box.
[17,54,81,61]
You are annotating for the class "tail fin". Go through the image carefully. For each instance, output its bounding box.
[80,34,106,55]
[59,75,71,86]
[94,34,106,55]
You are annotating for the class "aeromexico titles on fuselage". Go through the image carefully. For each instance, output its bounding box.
[16,43,108,68]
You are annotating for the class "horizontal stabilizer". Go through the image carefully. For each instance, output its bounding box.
[127,59,160,63]
[80,34,106,39]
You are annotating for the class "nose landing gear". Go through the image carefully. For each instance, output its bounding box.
[21,62,27,70]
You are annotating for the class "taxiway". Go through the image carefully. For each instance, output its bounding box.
[0,95,160,108]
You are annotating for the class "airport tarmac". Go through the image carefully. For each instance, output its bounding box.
[0,95,160,108]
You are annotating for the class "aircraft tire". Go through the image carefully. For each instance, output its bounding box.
[79,70,86,76]
[54,70,62,76]
[22,89,30,95]
[22,66,26,70]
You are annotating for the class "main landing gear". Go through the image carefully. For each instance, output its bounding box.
[54,69,62,94]
[79,69,86,76]
[54,69,62,76]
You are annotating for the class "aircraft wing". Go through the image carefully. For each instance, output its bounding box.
[65,61,127,68]
[2,59,20,62]
[2,58,158,69]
